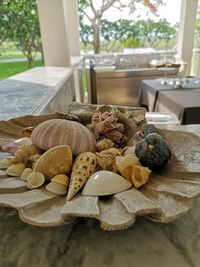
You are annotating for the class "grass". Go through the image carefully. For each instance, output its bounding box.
[0,60,44,80]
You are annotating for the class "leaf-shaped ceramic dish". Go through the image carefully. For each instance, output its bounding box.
[0,106,200,231]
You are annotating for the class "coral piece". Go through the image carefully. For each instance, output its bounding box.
[31,119,96,156]
[67,152,97,200]
[135,133,171,172]
[96,138,115,152]
[87,112,126,144]
[82,170,132,196]
[33,145,73,180]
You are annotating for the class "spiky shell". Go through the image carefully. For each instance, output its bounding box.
[6,162,26,177]
[26,172,45,189]
[45,181,67,195]
[31,119,96,156]
[82,170,132,196]
[33,145,73,180]
[67,152,97,200]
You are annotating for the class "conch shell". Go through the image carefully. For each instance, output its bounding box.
[33,145,73,180]
[116,154,151,188]
[67,152,97,200]
[31,119,96,156]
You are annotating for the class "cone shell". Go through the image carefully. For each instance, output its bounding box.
[67,152,97,200]
[82,170,132,196]
[116,154,151,188]
[45,181,67,195]
[33,145,73,180]
[0,157,15,169]
[51,174,69,186]
[6,162,26,177]
[26,172,45,189]
[21,168,33,181]
[31,119,96,156]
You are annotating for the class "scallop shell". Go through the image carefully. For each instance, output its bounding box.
[26,172,45,189]
[67,152,97,200]
[96,138,115,152]
[116,154,151,188]
[33,145,73,181]
[45,181,67,195]
[0,157,15,169]
[31,119,96,156]
[51,174,69,186]
[21,168,33,181]
[81,170,132,196]
[6,162,26,177]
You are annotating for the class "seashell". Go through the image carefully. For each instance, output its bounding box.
[31,119,96,156]
[51,174,69,186]
[67,152,97,200]
[26,154,41,169]
[21,127,35,138]
[21,168,33,181]
[123,145,136,156]
[45,181,67,195]
[6,162,26,177]
[116,154,151,188]
[12,143,42,164]
[33,145,73,180]
[96,138,115,152]
[0,156,15,169]
[2,137,32,154]
[96,150,118,173]
[82,170,132,196]
[26,172,45,189]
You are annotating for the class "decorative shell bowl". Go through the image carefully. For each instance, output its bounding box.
[0,104,200,231]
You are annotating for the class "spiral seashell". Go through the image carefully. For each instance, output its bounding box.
[96,138,115,152]
[31,119,96,156]
[12,143,42,164]
[26,172,45,189]
[96,150,118,173]
[6,162,26,177]
[67,152,97,200]
[21,168,33,181]
[33,145,73,180]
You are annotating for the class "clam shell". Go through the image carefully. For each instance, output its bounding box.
[31,119,96,156]
[26,172,45,189]
[6,163,26,177]
[0,157,15,169]
[21,168,33,181]
[33,145,73,180]
[45,181,67,195]
[81,170,132,196]
[51,174,69,186]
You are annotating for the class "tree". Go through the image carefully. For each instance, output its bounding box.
[78,0,163,53]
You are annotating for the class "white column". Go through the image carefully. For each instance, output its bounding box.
[64,0,81,56]
[177,0,198,76]
[37,0,71,67]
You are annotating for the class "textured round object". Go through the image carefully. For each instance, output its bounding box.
[31,119,96,156]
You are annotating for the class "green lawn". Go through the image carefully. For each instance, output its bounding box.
[0,60,44,80]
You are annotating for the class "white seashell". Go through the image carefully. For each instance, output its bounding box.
[81,170,132,197]
[21,168,33,181]
[26,172,45,189]
[0,157,15,169]
[124,145,136,156]
[6,162,26,177]
[31,119,96,156]
[45,181,67,195]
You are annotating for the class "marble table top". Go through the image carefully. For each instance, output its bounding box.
[1,125,200,267]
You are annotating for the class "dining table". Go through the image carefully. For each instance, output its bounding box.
[0,123,200,267]
[138,78,200,114]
